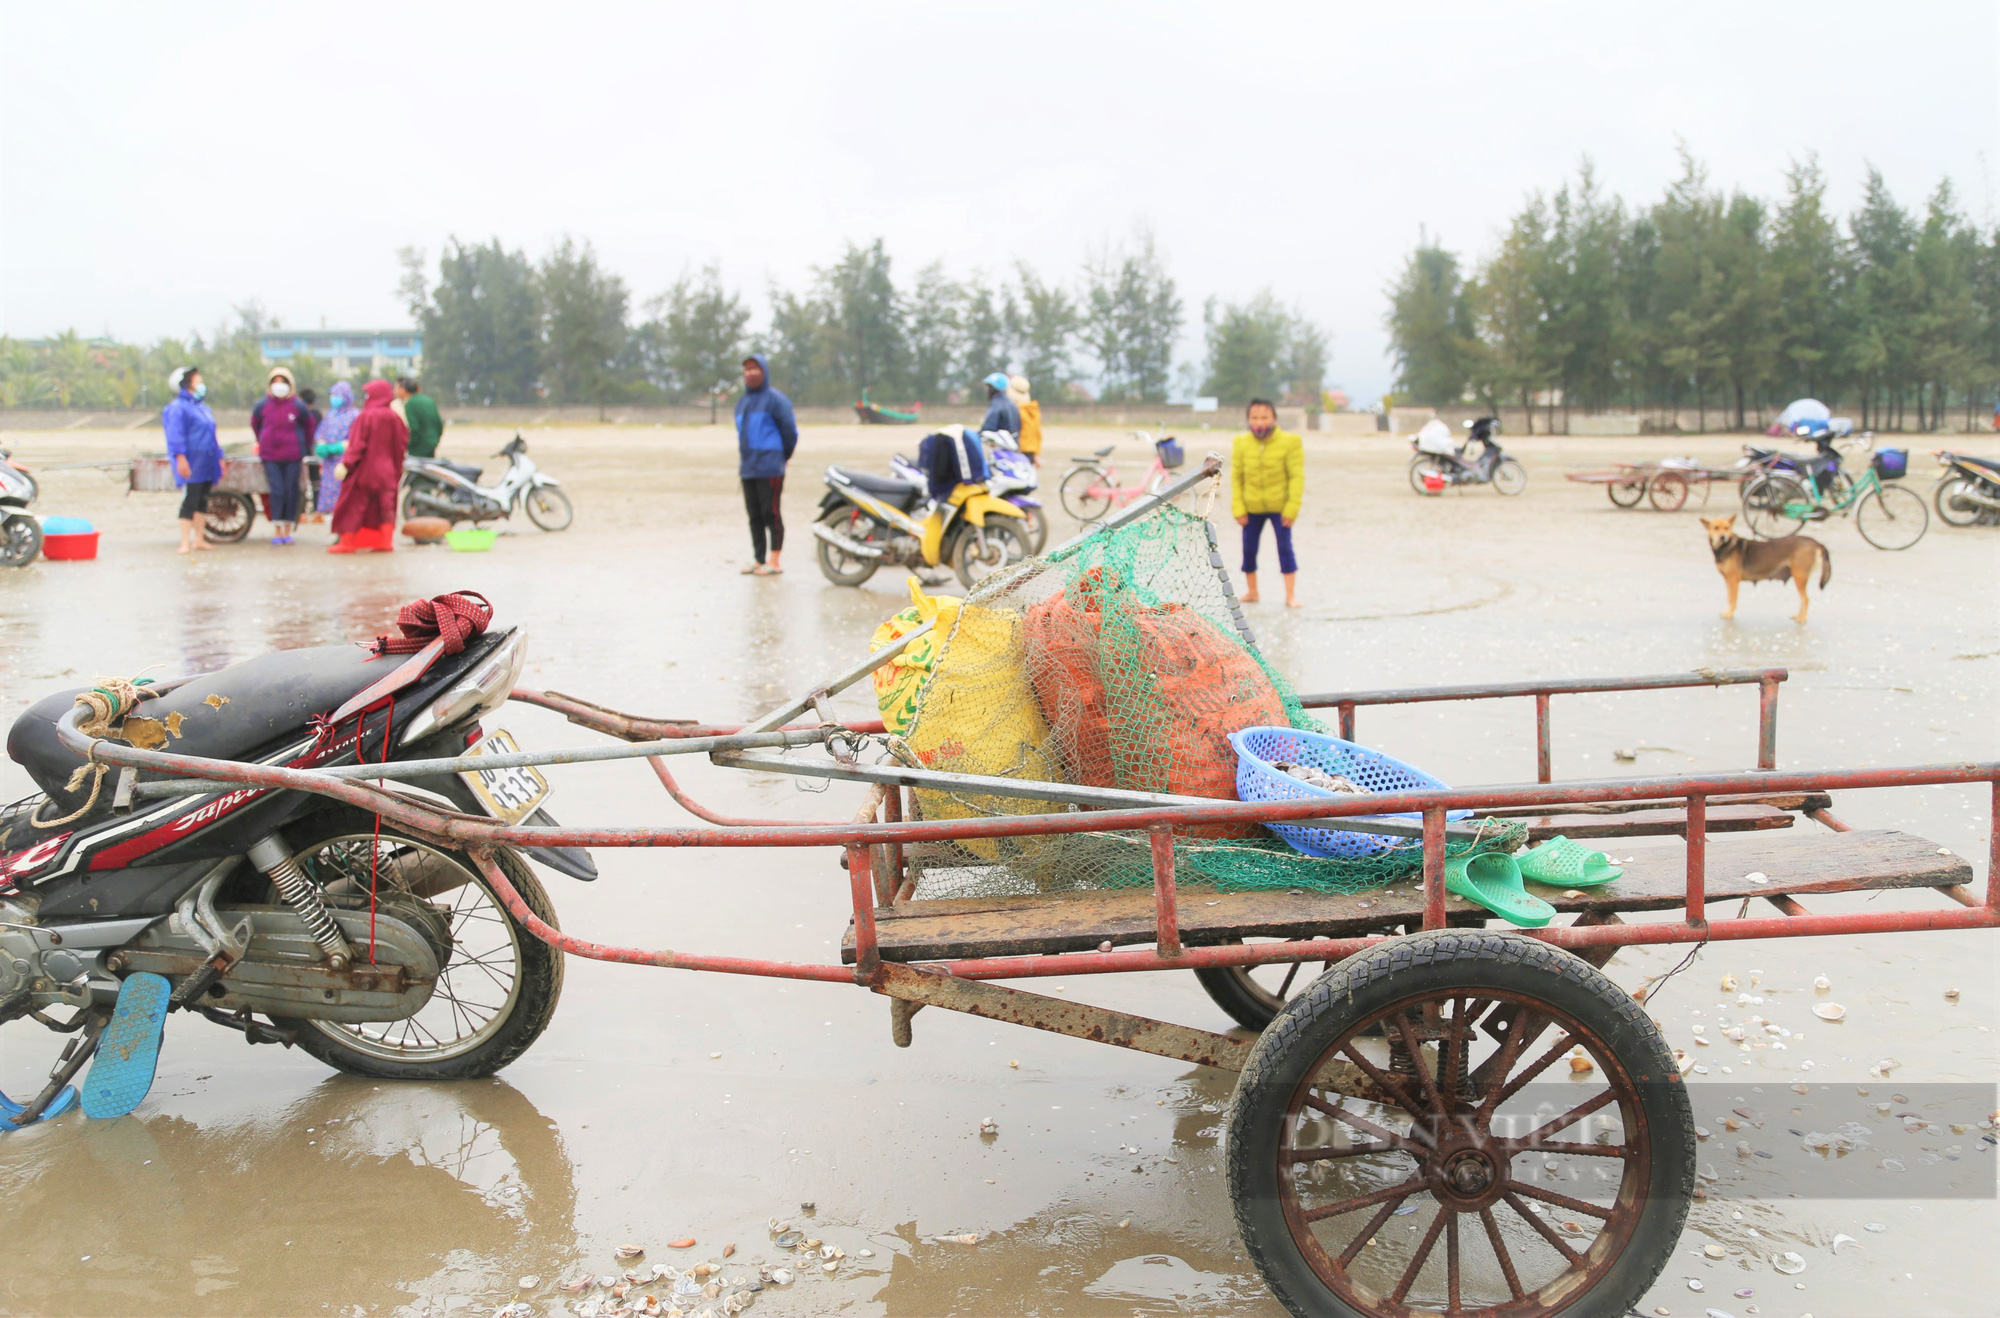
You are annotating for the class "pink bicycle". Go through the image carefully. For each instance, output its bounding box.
[1058,431,1186,522]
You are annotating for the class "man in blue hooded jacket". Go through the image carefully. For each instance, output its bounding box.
[734,353,798,574]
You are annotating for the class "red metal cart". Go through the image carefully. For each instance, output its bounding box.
[1564,459,1746,512]
[69,465,1997,1318]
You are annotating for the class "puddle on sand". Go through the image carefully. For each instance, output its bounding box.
[1085,1253,1247,1311]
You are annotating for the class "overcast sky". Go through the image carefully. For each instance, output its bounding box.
[3,1,1995,402]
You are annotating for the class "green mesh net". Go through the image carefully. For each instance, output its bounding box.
[895,503,1520,899]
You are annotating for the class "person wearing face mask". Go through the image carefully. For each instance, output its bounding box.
[1230,397,1304,607]
[250,366,316,544]
[162,366,222,554]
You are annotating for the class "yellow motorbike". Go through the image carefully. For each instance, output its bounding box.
[811,463,1030,588]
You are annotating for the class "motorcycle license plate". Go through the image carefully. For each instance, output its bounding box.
[459,729,550,824]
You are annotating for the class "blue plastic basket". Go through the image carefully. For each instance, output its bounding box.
[1872,447,1908,480]
[1229,726,1469,858]
[1156,436,1185,469]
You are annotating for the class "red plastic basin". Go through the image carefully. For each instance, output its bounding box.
[41,531,99,561]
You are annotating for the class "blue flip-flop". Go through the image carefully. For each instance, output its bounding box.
[80,972,171,1119]
[0,1084,79,1131]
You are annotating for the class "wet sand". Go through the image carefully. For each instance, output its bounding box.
[2,423,1996,1316]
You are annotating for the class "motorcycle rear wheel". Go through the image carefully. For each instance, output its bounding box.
[1934,476,1987,528]
[1407,455,1449,495]
[815,510,880,586]
[271,810,563,1081]
[524,484,573,531]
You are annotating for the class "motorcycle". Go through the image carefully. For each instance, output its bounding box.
[811,439,1032,589]
[1408,416,1527,495]
[1,445,39,568]
[401,435,573,531]
[890,430,1047,554]
[1932,448,2000,527]
[0,605,597,1127]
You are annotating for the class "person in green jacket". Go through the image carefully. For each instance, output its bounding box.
[1230,398,1304,607]
[398,377,444,459]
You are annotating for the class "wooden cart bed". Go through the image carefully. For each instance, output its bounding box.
[842,827,1971,964]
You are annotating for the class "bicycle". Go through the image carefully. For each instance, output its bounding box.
[1059,431,1184,522]
[1740,443,1928,550]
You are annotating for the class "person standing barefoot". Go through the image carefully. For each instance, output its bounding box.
[163,366,220,553]
[1230,398,1304,607]
[734,353,797,575]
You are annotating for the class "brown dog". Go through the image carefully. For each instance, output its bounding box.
[1701,516,1831,622]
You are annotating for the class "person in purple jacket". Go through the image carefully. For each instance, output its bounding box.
[250,366,316,544]
[162,365,222,553]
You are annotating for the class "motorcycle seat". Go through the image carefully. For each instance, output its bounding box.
[1954,454,2000,475]
[422,458,485,482]
[8,645,393,812]
[831,466,925,510]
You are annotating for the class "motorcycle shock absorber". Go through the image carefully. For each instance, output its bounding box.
[246,834,353,969]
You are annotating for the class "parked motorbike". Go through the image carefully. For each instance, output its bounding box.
[1,445,39,568]
[890,430,1047,553]
[401,435,573,531]
[1932,448,2000,526]
[811,451,1031,589]
[0,610,597,1127]
[1408,417,1527,495]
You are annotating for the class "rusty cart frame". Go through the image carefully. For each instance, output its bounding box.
[129,454,315,543]
[59,461,1998,1318]
[1563,459,1749,513]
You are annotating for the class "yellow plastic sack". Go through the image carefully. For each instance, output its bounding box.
[870,579,948,735]
[903,581,1063,860]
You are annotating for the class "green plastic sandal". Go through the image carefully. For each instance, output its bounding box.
[1444,852,1554,928]
[1517,835,1622,887]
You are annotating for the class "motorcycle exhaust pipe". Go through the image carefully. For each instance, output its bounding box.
[404,489,463,518]
[810,522,885,558]
[1951,481,2000,510]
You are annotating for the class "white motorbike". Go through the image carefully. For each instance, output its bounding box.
[401,435,573,531]
[2,445,40,568]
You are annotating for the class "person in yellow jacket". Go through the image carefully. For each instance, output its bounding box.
[1007,374,1041,464]
[1230,398,1304,606]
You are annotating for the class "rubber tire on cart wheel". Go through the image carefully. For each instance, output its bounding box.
[203,490,256,542]
[1226,928,1694,1318]
[1196,951,1342,1031]
[1646,469,1689,511]
[271,808,564,1081]
[1606,476,1644,508]
[1491,457,1528,496]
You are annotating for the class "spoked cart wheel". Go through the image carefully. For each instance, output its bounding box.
[204,490,257,543]
[1646,470,1689,512]
[1227,930,1694,1318]
[1605,476,1645,508]
[1197,945,1338,1030]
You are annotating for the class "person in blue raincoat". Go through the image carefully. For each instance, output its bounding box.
[734,353,798,575]
[978,371,1020,439]
[162,366,222,553]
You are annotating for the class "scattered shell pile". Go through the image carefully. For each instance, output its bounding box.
[1271,762,1365,794]
[546,1211,887,1318]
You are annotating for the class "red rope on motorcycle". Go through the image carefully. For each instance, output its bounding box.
[373,591,493,656]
